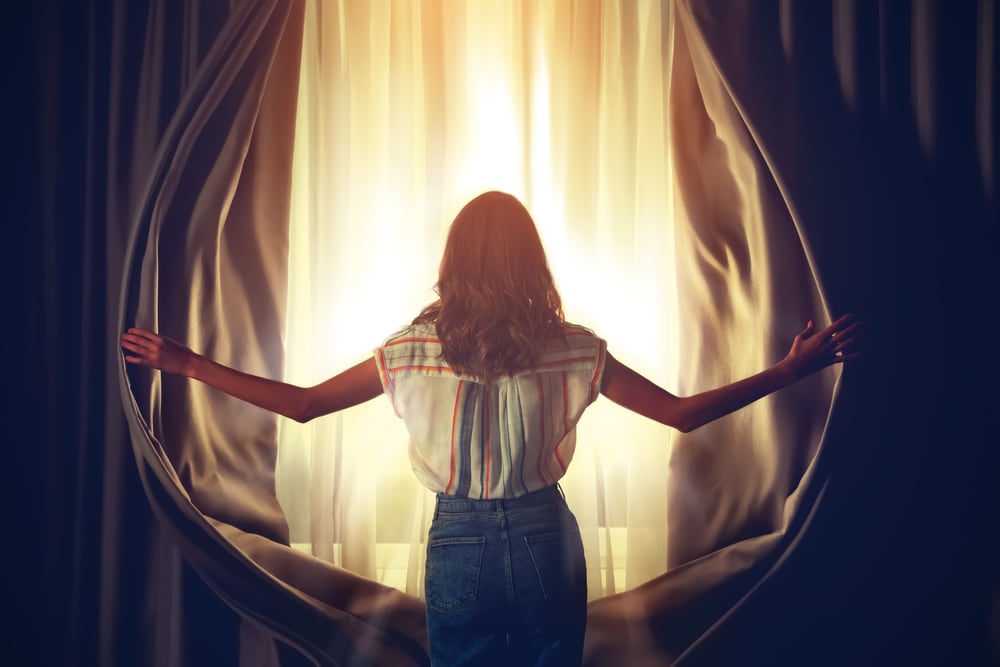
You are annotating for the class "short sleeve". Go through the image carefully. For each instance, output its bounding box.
[588,337,608,403]
[372,344,397,415]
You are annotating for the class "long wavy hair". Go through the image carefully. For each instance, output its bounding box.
[413,191,565,377]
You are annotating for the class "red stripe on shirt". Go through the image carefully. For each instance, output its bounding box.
[384,351,444,362]
[388,364,457,376]
[384,337,440,347]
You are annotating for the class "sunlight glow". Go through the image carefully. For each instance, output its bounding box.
[279,0,680,598]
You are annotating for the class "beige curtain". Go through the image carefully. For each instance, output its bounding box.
[585,2,838,661]
[106,0,999,663]
[119,1,428,664]
[118,0,845,664]
[279,0,683,603]
[278,0,835,663]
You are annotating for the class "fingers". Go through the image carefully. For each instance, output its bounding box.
[831,320,863,353]
[813,315,863,352]
[121,333,157,355]
[784,314,862,378]
[821,313,859,337]
[833,332,861,352]
[121,328,163,366]
[831,312,855,327]
[121,333,150,350]
[834,321,862,339]
[828,352,862,365]
[124,327,160,344]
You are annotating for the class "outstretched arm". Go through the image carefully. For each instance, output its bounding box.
[120,328,383,423]
[600,314,862,433]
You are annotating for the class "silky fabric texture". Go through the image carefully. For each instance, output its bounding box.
[112,3,997,667]
[119,0,428,664]
[278,1,833,664]
[425,485,587,667]
[278,0,683,604]
[119,0,831,664]
[586,4,838,661]
[24,0,992,663]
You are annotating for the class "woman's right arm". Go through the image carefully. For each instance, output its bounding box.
[120,328,382,422]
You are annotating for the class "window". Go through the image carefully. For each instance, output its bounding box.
[277,0,679,600]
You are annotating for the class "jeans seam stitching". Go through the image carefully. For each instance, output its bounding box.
[523,535,550,600]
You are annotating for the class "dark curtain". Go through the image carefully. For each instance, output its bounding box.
[15,2,256,666]
[13,2,997,667]
[668,2,998,665]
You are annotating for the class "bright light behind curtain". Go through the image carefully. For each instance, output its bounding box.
[277,0,679,601]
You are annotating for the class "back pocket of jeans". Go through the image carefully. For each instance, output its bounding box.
[524,530,584,601]
[425,536,486,612]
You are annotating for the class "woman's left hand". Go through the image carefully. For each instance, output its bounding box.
[781,314,863,381]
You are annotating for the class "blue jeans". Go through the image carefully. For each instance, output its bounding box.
[424,484,587,667]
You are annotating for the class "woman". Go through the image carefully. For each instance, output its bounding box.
[121,190,861,666]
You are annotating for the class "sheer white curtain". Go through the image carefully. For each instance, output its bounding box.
[276,0,682,601]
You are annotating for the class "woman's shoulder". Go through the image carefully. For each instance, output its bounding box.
[380,322,439,348]
[536,321,604,356]
[559,321,602,343]
[526,321,605,382]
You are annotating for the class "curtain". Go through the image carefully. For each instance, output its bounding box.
[118,0,431,665]
[22,0,996,665]
[279,0,684,601]
[19,2,253,665]
[280,0,836,663]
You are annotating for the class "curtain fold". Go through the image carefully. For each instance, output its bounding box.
[95,1,997,667]
[101,3,241,666]
[118,0,427,664]
[665,0,836,568]
[118,0,838,664]
[278,2,835,665]
[583,2,837,662]
[279,0,683,607]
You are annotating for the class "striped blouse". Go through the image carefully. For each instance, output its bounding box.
[374,322,607,499]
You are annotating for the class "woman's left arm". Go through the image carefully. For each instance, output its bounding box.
[600,314,862,433]
[120,328,382,423]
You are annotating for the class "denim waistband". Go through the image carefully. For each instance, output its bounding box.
[434,483,565,514]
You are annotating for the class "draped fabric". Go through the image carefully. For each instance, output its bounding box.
[585,2,840,661]
[278,0,685,602]
[122,0,838,663]
[20,1,997,666]
[279,8,835,667]
[19,3,263,665]
[118,0,429,664]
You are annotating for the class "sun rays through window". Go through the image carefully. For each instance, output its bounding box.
[278,0,680,600]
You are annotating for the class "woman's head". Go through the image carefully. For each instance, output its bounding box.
[415,191,564,376]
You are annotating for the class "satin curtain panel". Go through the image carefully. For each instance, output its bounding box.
[112,0,999,665]
[119,1,834,664]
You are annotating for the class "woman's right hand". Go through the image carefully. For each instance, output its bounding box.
[120,328,195,376]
